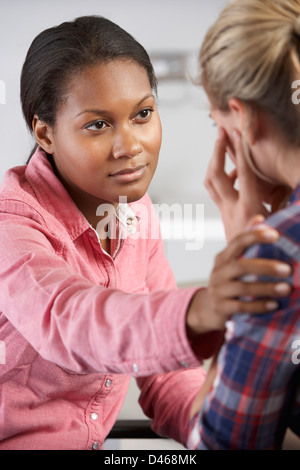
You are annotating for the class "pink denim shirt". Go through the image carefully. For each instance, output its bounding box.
[0,148,214,450]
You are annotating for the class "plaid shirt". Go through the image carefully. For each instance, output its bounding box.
[188,184,300,450]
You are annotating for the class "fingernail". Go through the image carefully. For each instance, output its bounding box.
[261,230,279,241]
[266,301,278,311]
[253,215,265,223]
[276,264,292,276]
[275,283,291,295]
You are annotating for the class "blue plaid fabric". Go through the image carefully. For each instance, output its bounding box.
[187,184,300,450]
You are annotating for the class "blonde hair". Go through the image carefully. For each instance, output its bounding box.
[199,0,300,147]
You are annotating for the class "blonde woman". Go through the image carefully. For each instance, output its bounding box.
[188,0,300,450]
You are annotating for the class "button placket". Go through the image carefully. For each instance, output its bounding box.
[87,375,114,450]
[180,361,189,368]
[125,216,137,234]
[87,405,102,450]
[90,412,98,421]
[105,379,112,388]
[92,442,99,450]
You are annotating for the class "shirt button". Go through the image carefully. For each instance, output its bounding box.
[105,379,112,388]
[92,442,99,450]
[132,363,139,373]
[180,361,189,368]
[126,217,137,233]
[91,412,98,421]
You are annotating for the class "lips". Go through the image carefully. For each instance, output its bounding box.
[110,165,146,177]
[109,164,147,183]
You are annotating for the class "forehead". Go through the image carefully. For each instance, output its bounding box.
[61,59,152,113]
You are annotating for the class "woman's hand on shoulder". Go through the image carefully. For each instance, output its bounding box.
[186,224,292,336]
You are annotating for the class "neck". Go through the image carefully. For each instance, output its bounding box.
[76,197,116,235]
[248,109,300,190]
[276,147,300,189]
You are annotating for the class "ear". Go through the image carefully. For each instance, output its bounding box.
[228,98,258,145]
[32,115,55,154]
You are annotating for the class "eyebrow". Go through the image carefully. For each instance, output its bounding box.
[74,93,155,119]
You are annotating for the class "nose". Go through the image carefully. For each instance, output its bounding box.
[112,125,143,159]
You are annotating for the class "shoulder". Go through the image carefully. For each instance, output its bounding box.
[245,201,300,262]
[0,164,42,219]
[267,201,300,241]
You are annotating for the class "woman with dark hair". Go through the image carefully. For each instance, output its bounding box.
[0,15,290,449]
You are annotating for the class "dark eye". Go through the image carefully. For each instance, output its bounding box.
[136,108,153,120]
[86,120,108,131]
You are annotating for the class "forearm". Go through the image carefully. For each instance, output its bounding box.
[137,367,207,446]
[189,345,222,418]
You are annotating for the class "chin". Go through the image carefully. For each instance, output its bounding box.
[119,183,151,203]
[121,189,148,203]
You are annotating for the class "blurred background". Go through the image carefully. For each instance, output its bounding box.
[0,0,228,449]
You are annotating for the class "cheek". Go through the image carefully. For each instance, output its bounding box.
[57,131,107,168]
[146,119,162,158]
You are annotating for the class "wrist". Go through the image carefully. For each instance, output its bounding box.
[186,288,211,337]
[186,288,227,337]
